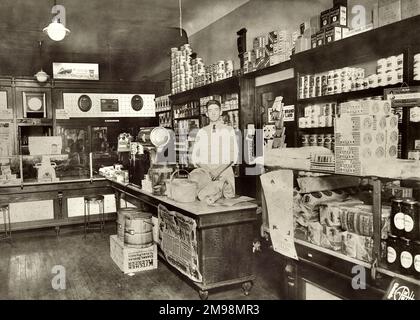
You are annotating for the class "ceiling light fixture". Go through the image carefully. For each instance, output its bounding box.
[34,41,49,83]
[43,2,70,41]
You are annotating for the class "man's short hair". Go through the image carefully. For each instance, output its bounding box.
[206,100,221,109]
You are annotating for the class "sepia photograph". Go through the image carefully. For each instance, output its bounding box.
[0,0,419,312]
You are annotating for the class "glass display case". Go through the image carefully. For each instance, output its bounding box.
[22,154,91,183]
[0,156,21,186]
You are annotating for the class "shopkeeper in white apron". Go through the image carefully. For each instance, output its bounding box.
[191,100,239,195]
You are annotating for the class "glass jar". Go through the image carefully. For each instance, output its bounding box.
[413,240,420,280]
[399,237,414,276]
[403,199,419,240]
[386,235,399,272]
[391,198,405,237]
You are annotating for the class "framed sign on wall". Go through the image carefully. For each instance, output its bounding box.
[53,62,99,80]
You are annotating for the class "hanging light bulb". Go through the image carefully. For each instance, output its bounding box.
[43,4,70,41]
[34,41,49,83]
[43,21,70,41]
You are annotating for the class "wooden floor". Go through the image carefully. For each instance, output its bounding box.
[0,225,283,300]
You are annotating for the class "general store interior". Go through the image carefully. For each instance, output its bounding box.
[0,0,419,301]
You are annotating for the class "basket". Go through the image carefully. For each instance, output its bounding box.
[166,169,198,203]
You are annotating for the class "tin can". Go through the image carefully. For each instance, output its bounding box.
[299,117,307,128]
[301,134,310,147]
[318,115,326,127]
[324,134,332,150]
[326,115,333,127]
[309,134,318,146]
[317,134,325,146]
[408,150,420,160]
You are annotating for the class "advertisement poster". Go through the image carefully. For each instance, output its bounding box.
[158,204,202,282]
[53,62,99,80]
[260,169,298,260]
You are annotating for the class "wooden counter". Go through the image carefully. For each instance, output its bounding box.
[0,178,115,233]
[110,180,258,300]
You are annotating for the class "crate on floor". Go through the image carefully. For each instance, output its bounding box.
[110,235,157,274]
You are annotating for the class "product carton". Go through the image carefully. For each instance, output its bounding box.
[311,34,318,49]
[316,30,325,47]
[320,9,331,29]
[401,0,420,19]
[110,235,158,274]
[325,26,343,43]
[330,5,347,27]
[378,0,401,27]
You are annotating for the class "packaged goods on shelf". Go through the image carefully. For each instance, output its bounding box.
[414,53,420,81]
[155,95,171,112]
[299,55,403,99]
[342,232,373,263]
[170,44,235,94]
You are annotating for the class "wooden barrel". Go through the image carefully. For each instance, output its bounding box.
[124,212,153,247]
[117,208,138,240]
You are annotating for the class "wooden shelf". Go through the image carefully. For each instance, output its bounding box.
[292,15,420,73]
[242,60,293,78]
[297,84,399,104]
[170,76,240,104]
[173,115,201,121]
[298,127,334,132]
[295,238,371,268]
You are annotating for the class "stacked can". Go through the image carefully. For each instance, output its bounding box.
[299,103,335,129]
[171,45,193,94]
[377,54,403,86]
[414,54,420,81]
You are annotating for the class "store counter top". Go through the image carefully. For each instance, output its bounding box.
[109,179,258,216]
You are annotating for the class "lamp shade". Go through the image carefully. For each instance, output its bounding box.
[34,70,49,83]
[43,21,70,41]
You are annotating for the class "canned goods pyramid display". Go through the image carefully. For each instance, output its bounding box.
[170,44,234,94]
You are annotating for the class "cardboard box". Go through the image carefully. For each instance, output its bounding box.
[316,30,326,47]
[330,5,347,27]
[110,235,158,274]
[320,9,331,29]
[401,0,420,19]
[310,14,321,31]
[325,26,343,43]
[311,34,318,49]
[378,0,401,27]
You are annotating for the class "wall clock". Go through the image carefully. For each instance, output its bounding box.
[131,95,143,111]
[78,95,92,112]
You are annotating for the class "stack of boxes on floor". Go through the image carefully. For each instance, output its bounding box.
[243,30,298,74]
[334,99,399,175]
[171,44,235,94]
[110,207,158,274]
[294,182,391,263]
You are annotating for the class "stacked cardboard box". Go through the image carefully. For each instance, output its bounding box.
[243,30,296,73]
[334,99,398,175]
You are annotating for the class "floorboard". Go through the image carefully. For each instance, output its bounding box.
[0,227,282,300]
